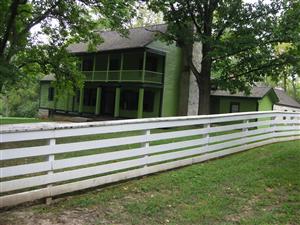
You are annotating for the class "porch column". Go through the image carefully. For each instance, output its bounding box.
[142,51,147,82]
[138,88,144,118]
[95,87,102,115]
[114,87,121,117]
[79,88,84,114]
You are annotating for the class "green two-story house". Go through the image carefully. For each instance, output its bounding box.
[39,24,198,119]
[39,25,281,119]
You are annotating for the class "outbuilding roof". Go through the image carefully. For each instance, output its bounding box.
[40,74,55,81]
[211,86,274,99]
[67,24,167,54]
[274,89,300,109]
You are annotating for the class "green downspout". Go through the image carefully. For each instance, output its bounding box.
[79,88,84,114]
[142,51,147,82]
[114,87,121,117]
[138,88,144,118]
[95,87,102,115]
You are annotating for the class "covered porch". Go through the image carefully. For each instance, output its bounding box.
[79,48,165,84]
[56,83,163,119]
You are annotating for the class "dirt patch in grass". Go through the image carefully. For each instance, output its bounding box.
[1,207,108,225]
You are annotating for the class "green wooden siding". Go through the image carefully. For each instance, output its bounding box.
[211,93,275,114]
[258,94,273,111]
[212,96,258,114]
[147,40,183,117]
[40,83,55,109]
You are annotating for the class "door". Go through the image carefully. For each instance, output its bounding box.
[101,87,115,115]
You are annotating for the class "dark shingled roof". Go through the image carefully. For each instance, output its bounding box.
[67,24,167,53]
[211,86,273,99]
[274,89,300,109]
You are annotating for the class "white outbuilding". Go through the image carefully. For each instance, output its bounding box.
[273,88,300,112]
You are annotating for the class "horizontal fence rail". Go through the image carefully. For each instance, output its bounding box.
[0,111,299,208]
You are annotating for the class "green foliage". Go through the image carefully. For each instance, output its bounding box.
[148,0,300,94]
[0,0,135,92]
[0,75,41,117]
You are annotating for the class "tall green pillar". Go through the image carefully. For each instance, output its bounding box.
[95,87,102,115]
[114,87,121,117]
[138,88,144,118]
[79,88,84,114]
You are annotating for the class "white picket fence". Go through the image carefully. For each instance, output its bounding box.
[1,111,299,208]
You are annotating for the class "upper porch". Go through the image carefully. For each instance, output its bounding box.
[79,49,165,84]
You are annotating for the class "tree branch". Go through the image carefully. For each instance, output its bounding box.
[22,1,61,34]
[185,0,202,34]
[232,60,287,78]
[212,38,291,61]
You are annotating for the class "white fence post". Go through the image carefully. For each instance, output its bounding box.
[271,115,277,140]
[242,119,249,147]
[204,123,210,147]
[46,138,56,204]
[142,129,150,168]
[243,119,249,132]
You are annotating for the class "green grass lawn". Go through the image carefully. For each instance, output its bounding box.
[1,140,299,225]
[0,117,46,125]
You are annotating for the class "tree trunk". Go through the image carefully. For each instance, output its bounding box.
[178,44,193,116]
[197,44,212,115]
[197,72,211,115]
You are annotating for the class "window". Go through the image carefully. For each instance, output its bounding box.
[109,58,120,70]
[82,58,93,71]
[120,90,138,110]
[83,88,97,106]
[230,102,240,113]
[48,87,54,101]
[143,91,155,112]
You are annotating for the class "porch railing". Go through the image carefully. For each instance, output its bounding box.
[83,70,163,84]
[0,111,299,208]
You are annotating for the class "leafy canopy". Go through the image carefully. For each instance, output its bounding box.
[148,0,300,93]
[0,0,135,93]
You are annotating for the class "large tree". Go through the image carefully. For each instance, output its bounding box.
[148,0,300,114]
[0,0,134,93]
